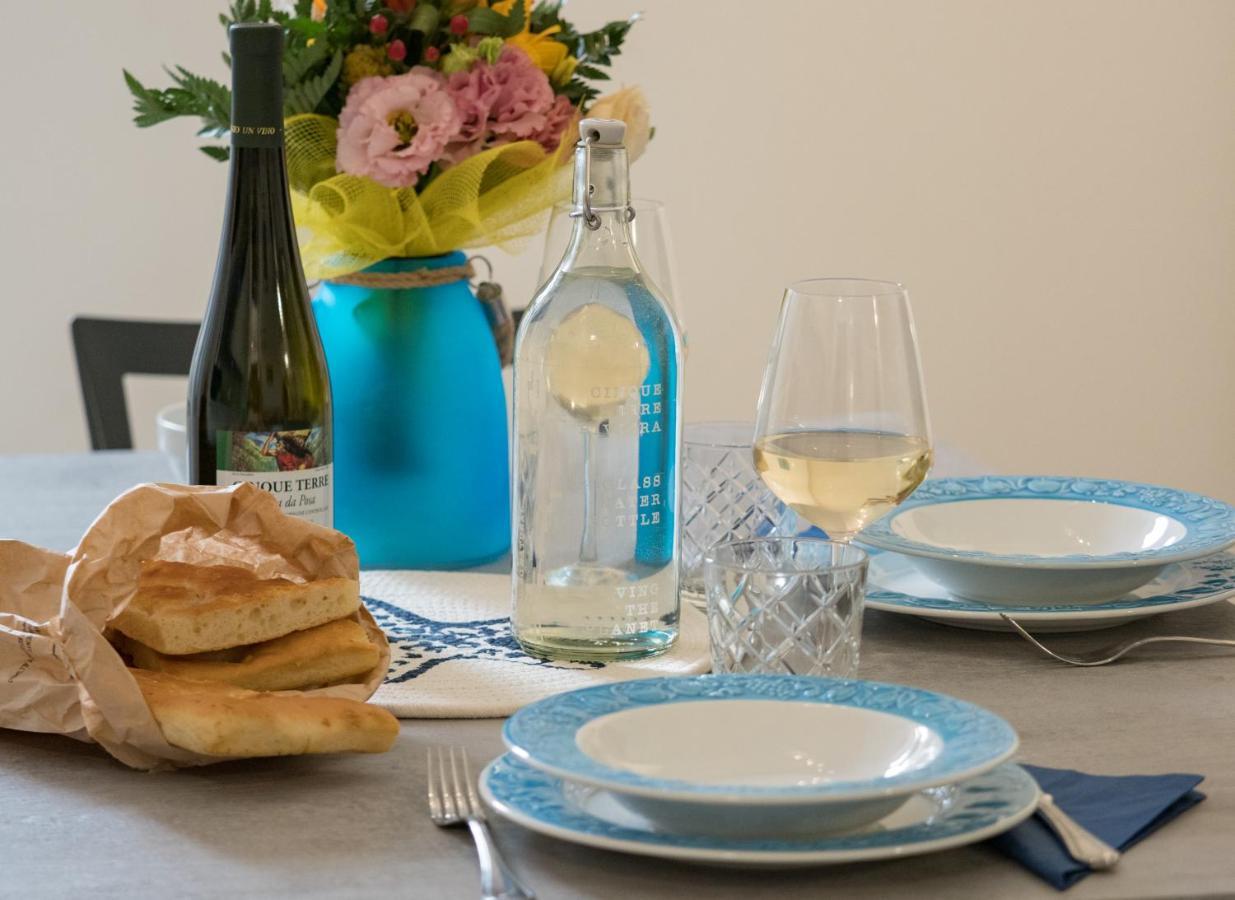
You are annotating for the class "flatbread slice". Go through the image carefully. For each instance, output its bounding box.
[123,618,380,692]
[113,560,359,655]
[131,669,398,757]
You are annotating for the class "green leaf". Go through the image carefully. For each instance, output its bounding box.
[227,0,254,23]
[123,68,146,96]
[467,4,524,37]
[200,145,231,161]
[503,0,526,35]
[123,67,231,133]
[287,18,328,40]
[123,69,178,128]
[465,7,508,35]
[168,66,231,129]
[409,3,440,35]
[572,16,635,66]
[573,63,609,81]
[225,0,278,23]
[284,50,342,115]
[530,0,564,32]
[283,39,329,83]
[561,76,600,107]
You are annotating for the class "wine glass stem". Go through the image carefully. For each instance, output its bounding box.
[579,427,600,563]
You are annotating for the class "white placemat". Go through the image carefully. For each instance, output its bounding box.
[363,570,711,718]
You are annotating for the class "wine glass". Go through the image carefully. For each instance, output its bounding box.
[539,198,686,339]
[753,278,932,542]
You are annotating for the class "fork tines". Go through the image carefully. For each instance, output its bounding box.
[428,745,483,823]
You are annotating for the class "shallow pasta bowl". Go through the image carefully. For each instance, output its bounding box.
[502,675,1018,838]
[857,476,1235,605]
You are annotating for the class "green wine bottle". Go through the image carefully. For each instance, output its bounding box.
[187,23,333,527]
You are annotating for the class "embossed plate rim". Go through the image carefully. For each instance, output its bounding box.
[502,674,1018,804]
[857,476,1235,569]
[865,549,1235,624]
[480,754,1040,866]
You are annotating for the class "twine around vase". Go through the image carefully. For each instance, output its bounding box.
[327,258,518,368]
[329,261,475,289]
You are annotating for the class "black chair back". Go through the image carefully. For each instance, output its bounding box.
[70,317,200,451]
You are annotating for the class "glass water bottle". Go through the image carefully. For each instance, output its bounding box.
[512,118,683,661]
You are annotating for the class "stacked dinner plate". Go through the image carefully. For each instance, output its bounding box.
[857,476,1235,632]
[482,674,1036,867]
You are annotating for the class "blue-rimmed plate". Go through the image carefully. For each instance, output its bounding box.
[857,476,1235,605]
[481,754,1040,868]
[503,675,1018,837]
[866,548,1235,632]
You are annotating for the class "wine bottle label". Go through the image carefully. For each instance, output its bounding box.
[215,428,333,527]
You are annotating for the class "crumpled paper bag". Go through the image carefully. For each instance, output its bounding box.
[0,482,390,770]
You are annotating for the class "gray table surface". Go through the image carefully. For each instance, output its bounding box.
[2,451,1234,899]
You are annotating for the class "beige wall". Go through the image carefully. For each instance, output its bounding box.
[3,1,1234,498]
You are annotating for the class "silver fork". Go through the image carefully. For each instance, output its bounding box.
[1001,614,1235,666]
[427,746,535,900]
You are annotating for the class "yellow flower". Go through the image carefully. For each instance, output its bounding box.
[550,55,578,87]
[311,0,326,22]
[343,45,393,85]
[485,0,570,77]
[506,28,568,76]
[588,86,652,161]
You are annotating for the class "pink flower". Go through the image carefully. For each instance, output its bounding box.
[528,94,576,153]
[443,65,502,164]
[336,68,461,189]
[440,47,563,167]
[488,47,555,141]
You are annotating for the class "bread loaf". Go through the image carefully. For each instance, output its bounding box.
[124,618,380,691]
[131,669,398,757]
[113,560,360,655]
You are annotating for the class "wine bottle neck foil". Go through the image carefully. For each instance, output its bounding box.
[229,23,284,149]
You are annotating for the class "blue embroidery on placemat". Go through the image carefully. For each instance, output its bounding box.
[365,596,604,683]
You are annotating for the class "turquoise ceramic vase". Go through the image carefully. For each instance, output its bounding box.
[313,251,510,569]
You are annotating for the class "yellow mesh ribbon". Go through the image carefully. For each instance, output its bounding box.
[285,113,574,281]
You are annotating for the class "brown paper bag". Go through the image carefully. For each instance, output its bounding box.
[0,482,390,770]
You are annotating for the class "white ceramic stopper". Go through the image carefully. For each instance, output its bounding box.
[579,118,626,146]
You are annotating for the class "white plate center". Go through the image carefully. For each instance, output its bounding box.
[891,499,1186,556]
[574,700,943,788]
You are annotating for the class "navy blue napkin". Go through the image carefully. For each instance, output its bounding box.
[989,764,1205,890]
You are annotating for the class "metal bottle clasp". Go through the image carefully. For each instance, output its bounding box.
[569,132,635,231]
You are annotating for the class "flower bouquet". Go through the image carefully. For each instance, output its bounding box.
[125,0,649,279]
[124,0,652,570]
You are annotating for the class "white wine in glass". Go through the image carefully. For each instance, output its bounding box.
[753,430,932,539]
[754,279,932,542]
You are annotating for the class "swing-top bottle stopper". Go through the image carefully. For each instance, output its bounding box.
[578,118,627,147]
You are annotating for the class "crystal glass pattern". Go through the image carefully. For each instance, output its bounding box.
[704,538,868,677]
[680,422,798,609]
